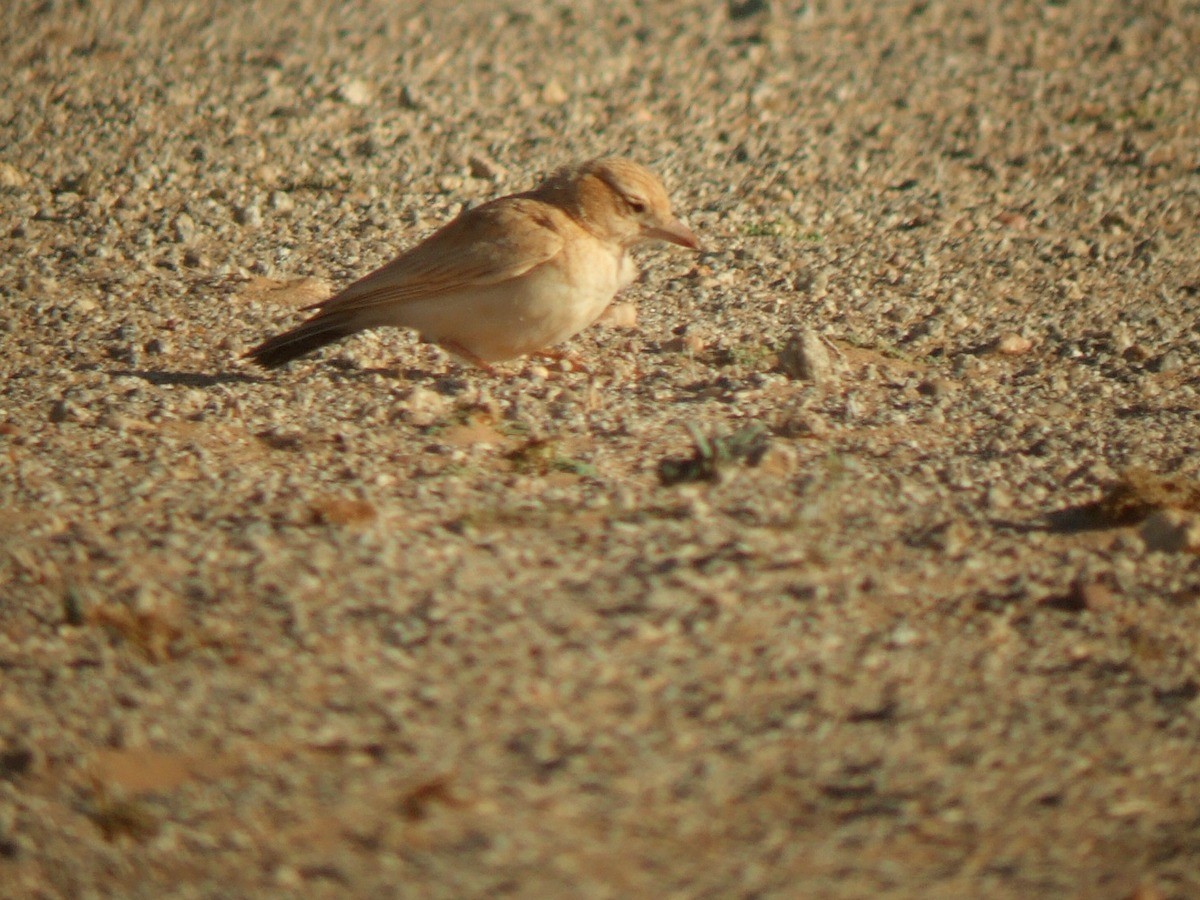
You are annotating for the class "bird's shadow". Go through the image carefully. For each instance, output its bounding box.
[105,367,267,387]
[991,505,1141,535]
[105,362,476,394]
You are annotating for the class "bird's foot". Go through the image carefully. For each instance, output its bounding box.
[531,348,590,374]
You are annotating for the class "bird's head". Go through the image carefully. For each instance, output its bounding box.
[546,157,701,251]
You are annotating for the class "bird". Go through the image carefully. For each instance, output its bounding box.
[244,157,700,371]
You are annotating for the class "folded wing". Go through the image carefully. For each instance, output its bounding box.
[309,198,565,315]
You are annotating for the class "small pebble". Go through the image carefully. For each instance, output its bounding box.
[234,203,263,227]
[337,78,373,106]
[779,329,839,384]
[997,333,1033,355]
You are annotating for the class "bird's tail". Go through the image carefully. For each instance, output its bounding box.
[243,310,361,369]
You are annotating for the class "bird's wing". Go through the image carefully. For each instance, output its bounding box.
[310,198,565,315]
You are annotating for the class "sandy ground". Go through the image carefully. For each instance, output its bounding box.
[2,0,1200,897]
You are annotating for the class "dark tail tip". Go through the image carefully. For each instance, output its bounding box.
[244,316,355,369]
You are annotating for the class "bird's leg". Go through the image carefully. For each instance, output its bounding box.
[820,334,846,362]
[439,341,497,375]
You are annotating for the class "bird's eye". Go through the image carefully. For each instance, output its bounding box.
[627,198,646,214]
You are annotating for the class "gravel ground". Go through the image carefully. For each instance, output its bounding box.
[2,0,1200,897]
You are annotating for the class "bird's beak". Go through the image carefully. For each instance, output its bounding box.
[645,217,701,250]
